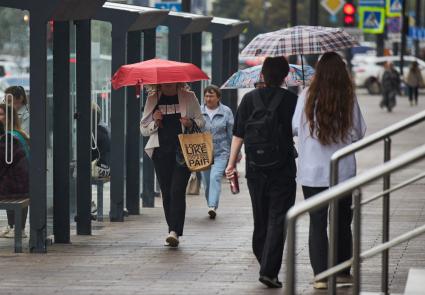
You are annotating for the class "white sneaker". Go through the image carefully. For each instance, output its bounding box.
[208,207,216,219]
[165,231,179,247]
[0,226,12,238]
[4,228,28,239]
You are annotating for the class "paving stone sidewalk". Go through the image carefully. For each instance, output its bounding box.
[0,90,424,295]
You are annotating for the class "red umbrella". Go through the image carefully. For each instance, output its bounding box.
[111,58,209,95]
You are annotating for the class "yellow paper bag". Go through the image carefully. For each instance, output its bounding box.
[178,132,213,172]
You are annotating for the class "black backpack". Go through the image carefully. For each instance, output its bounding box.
[244,89,287,170]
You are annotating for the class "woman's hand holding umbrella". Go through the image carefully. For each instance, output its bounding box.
[153,109,163,128]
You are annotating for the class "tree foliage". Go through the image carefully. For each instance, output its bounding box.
[212,0,352,45]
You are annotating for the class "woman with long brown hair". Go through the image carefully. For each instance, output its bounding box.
[292,52,366,289]
[0,103,30,238]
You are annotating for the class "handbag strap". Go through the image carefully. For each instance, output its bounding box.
[184,119,201,134]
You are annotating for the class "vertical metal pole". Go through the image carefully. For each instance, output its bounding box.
[110,27,127,221]
[181,0,191,12]
[328,159,339,295]
[29,15,48,253]
[53,21,71,243]
[415,0,421,57]
[220,38,231,108]
[377,34,385,57]
[309,0,319,25]
[141,28,156,208]
[400,1,408,75]
[228,36,239,114]
[191,32,202,101]
[382,137,391,295]
[126,30,141,215]
[308,0,320,67]
[211,35,224,86]
[75,20,92,234]
[168,28,181,62]
[285,218,297,295]
[353,189,362,295]
[180,34,192,63]
[288,0,298,94]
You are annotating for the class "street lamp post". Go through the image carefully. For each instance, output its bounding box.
[182,0,191,12]
[415,0,421,57]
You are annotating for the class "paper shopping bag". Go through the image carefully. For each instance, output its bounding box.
[178,131,213,172]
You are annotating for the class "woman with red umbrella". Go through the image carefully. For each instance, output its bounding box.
[140,83,205,248]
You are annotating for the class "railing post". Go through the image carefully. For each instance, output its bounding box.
[328,159,339,295]
[382,137,391,295]
[353,189,362,295]
[285,218,297,295]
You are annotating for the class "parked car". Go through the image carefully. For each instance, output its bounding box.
[0,60,21,77]
[0,74,30,99]
[352,55,425,94]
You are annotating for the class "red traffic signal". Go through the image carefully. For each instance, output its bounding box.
[343,3,356,15]
[343,3,356,27]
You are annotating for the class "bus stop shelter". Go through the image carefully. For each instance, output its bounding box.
[94,3,168,223]
[207,17,248,113]
[162,11,212,100]
[0,0,106,252]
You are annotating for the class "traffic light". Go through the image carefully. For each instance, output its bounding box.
[343,1,356,27]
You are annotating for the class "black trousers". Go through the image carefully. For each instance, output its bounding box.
[247,173,296,278]
[153,150,191,236]
[7,208,28,229]
[408,86,419,103]
[302,186,353,276]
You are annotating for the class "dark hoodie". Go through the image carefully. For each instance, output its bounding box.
[0,122,29,196]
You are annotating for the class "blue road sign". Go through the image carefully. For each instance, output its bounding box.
[359,0,385,7]
[359,6,385,34]
[387,0,403,16]
[154,2,182,12]
[409,27,425,40]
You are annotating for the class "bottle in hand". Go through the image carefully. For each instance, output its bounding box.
[229,171,240,194]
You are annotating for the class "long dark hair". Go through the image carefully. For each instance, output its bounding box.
[0,103,29,142]
[305,52,354,145]
[5,85,28,106]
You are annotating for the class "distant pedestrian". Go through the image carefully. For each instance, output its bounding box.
[380,61,400,112]
[140,83,204,248]
[200,85,233,219]
[406,61,423,106]
[4,86,29,135]
[225,56,298,288]
[292,52,366,289]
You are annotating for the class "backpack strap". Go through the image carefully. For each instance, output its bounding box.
[252,89,282,112]
[252,89,266,111]
[267,91,283,112]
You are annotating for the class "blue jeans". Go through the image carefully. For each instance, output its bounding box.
[201,156,228,209]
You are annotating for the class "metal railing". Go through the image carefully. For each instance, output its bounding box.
[328,109,425,294]
[285,144,425,295]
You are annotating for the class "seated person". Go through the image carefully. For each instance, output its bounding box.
[0,120,29,238]
[91,102,110,178]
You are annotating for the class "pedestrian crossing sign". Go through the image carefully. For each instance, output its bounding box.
[386,0,403,17]
[359,6,385,34]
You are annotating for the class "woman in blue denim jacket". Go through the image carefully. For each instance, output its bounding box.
[201,85,234,219]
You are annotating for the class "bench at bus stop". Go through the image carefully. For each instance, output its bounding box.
[0,196,30,253]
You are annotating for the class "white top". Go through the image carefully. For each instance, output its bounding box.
[292,88,367,187]
[140,89,205,158]
[205,106,220,120]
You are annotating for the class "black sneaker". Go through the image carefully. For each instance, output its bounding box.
[259,276,282,288]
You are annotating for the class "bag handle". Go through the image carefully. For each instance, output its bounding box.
[184,119,201,134]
